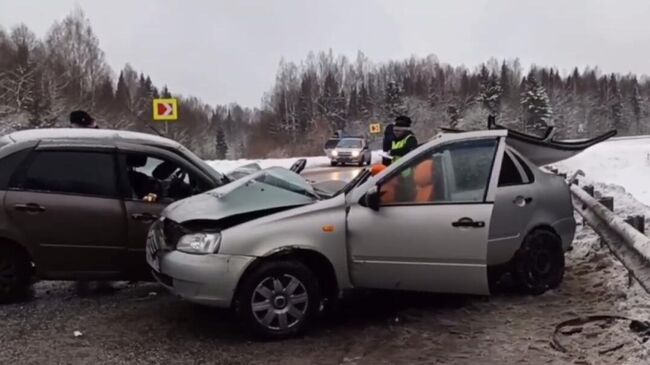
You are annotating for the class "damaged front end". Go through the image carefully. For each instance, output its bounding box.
[157,166,320,250]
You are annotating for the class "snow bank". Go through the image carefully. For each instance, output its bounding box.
[557,138,650,206]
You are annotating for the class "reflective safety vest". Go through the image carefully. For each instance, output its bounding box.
[391,134,415,162]
[391,134,415,177]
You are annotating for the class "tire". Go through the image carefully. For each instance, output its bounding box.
[330,161,337,167]
[0,244,32,304]
[235,260,320,339]
[512,230,565,295]
[357,157,365,167]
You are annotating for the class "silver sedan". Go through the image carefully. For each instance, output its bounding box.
[147,127,614,338]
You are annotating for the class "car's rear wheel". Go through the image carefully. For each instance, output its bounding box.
[236,260,320,339]
[513,229,564,295]
[330,161,337,167]
[0,244,32,304]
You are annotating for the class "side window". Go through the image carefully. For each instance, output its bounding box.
[498,152,524,186]
[379,139,498,205]
[0,148,31,190]
[123,153,205,202]
[18,151,117,197]
[513,153,535,183]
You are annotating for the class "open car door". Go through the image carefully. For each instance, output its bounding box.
[441,117,616,166]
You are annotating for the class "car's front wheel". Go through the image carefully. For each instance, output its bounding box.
[330,161,337,167]
[236,260,320,339]
[0,244,32,303]
[513,229,564,295]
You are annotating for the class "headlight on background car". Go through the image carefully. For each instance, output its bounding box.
[331,150,338,157]
[177,233,221,254]
[351,150,360,157]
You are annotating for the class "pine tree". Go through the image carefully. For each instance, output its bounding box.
[215,126,228,159]
[631,82,643,133]
[384,81,406,117]
[160,85,172,98]
[521,74,553,133]
[477,73,502,116]
[115,71,130,109]
[608,75,623,131]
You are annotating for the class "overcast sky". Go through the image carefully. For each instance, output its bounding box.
[1,0,650,107]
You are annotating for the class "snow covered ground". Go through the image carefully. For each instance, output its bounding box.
[557,137,650,206]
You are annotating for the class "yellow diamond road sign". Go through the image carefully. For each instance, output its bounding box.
[369,123,381,134]
[153,98,178,121]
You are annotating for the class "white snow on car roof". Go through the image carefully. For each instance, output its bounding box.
[6,128,180,147]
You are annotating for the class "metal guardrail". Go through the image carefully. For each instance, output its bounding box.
[570,184,650,293]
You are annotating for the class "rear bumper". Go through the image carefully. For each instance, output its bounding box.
[552,216,576,251]
[149,251,254,308]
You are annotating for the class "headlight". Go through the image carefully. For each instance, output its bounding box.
[177,233,221,254]
[332,150,338,157]
[351,150,360,157]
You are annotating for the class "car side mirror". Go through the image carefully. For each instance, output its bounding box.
[362,186,381,211]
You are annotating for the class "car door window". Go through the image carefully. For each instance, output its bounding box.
[123,153,205,202]
[498,152,525,186]
[15,151,117,197]
[379,139,498,205]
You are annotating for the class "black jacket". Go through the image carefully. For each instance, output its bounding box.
[382,124,395,152]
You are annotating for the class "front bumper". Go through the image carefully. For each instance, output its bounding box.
[148,250,254,308]
[332,156,362,163]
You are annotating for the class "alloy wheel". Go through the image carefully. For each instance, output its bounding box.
[251,274,309,331]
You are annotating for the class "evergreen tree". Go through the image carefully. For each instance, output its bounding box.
[608,75,623,131]
[215,126,228,159]
[115,71,130,109]
[384,81,406,117]
[521,74,553,133]
[631,82,643,133]
[477,73,502,115]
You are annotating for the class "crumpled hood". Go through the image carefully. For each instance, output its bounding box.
[164,169,316,223]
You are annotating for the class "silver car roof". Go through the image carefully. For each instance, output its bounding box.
[3,128,181,149]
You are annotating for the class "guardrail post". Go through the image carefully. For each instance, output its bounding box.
[624,214,646,287]
[598,196,614,212]
[583,185,595,197]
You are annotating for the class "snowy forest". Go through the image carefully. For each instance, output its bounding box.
[1,9,650,159]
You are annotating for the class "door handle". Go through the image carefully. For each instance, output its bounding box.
[451,217,485,228]
[14,203,46,213]
[513,196,534,207]
[131,213,159,222]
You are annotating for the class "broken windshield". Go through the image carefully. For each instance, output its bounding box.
[253,167,319,200]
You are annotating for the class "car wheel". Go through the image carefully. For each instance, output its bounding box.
[236,260,320,339]
[357,157,365,167]
[0,245,32,304]
[513,230,564,295]
[330,161,337,167]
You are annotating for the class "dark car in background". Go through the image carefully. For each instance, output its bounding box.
[0,128,229,303]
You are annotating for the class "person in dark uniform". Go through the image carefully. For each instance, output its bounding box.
[70,110,98,128]
[390,115,418,163]
[382,123,395,165]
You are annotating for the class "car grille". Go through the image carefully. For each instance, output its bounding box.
[338,152,352,157]
[163,219,189,248]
